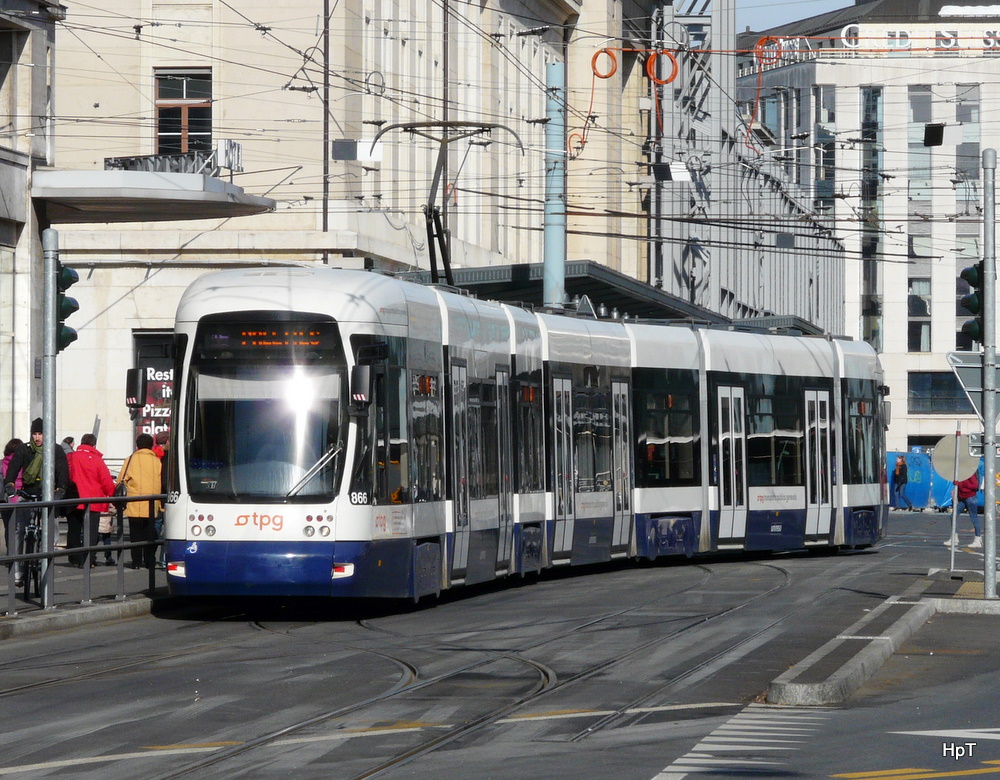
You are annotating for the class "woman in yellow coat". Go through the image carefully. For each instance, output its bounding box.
[116,433,162,569]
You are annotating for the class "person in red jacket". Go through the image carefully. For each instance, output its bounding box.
[949,471,982,549]
[66,433,116,567]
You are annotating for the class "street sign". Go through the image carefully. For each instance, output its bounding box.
[931,433,980,481]
[947,351,986,423]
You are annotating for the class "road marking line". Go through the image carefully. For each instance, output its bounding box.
[838,635,894,641]
[0,748,220,775]
[833,771,938,778]
[145,742,241,749]
[832,767,1000,779]
[651,701,832,778]
[701,736,804,743]
[275,726,450,746]
[499,702,737,723]
[891,729,1000,741]
[500,710,617,722]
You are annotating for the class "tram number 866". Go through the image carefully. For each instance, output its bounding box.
[350,491,370,505]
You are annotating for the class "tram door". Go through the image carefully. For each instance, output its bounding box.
[552,377,574,555]
[804,390,833,537]
[611,381,632,550]
[717,386,748,540]
[450,363,470,574]
[496,370,513,570]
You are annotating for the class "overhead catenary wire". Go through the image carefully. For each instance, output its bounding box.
[45,4,996,266]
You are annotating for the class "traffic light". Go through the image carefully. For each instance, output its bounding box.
[960,261,985,343]
[56,261,79,352]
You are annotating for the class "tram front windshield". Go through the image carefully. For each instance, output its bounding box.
[185,319,347,503]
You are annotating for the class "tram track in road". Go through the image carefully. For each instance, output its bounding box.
[0,605,260,699]
[564,550,904,742]
[144,562,798,779]
[0,551,893,779]
[146,647,558,780]
[334,551,897,777]
[327,561,799,779]
[134,565,726,778]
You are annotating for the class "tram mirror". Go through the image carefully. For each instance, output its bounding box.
[883,400,892,428]
[350,365,373,411]
[125,368,147,411]
[355,342,389,365]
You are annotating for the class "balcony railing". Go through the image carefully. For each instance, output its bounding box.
[104,150,220,176]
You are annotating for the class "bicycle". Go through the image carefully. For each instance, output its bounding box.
[12,490,43,599]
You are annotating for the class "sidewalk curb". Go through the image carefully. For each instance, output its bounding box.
[0,597,155,641]
[767,566,1000,707]
[767,596,936,705]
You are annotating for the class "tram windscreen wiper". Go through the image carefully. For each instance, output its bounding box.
[286,445,342,497]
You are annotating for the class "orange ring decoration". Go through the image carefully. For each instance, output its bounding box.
[754,36,782,66]
[592,48,618,79]
[645,49,678,85]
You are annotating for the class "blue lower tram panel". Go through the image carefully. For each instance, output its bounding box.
[165,539,422,598]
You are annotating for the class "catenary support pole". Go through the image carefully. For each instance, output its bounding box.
[543,61,566,308]
[982,148,996,597]
[42,227,58,609]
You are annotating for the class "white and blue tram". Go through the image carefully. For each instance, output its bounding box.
[162,266,887,598]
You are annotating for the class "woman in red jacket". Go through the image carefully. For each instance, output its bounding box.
[66,433,116,566]
[951,471,982,549]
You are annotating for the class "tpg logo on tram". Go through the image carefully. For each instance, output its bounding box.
[235,513,284,531]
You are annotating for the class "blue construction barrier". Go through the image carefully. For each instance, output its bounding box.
[888,450,984,511]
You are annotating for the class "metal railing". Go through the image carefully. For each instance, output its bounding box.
[104,150,220,176]
[1,493,167,617]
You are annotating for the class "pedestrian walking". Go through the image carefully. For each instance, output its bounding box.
[893,454,913,511]
[116,433,162,569]
[66,433,116,567]
[947,471,982,548]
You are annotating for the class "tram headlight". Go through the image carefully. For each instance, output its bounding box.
[319,525,331,537]
[191,525,202,537]
[304,525,315,537]
[205,525,216,537]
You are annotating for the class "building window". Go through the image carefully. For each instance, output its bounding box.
[0,31,20,140]
[908,372,974,415]
[155,70,212,154]
[813,84,835,124]
[908,278,931,352]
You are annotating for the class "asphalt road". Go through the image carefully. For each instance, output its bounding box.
[1,509,998,779]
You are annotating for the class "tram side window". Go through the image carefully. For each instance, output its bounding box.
[468,379,499,499]
[514,381,544,492]
[845,379,878,484]
[377,367,410,504]
[410,373,443,502]
[592,392,612,491]
[633,368,700,488]
[574,393,595,492]
[745,394,803,487]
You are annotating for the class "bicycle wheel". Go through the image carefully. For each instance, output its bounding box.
[23,518,40,599]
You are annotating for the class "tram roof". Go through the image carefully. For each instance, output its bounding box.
[401,260,733,324]
[401,260,826,336]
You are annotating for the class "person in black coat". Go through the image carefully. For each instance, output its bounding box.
[2,418,69,584]
[3,417,70,499]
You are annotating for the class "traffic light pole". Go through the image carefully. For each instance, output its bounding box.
[41,227,59,609]
[983,149,996,598]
